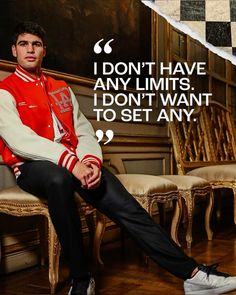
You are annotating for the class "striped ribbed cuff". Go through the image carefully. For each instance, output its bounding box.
[11,162,25,178]
[59,151,78,172]
[81,155,102,168]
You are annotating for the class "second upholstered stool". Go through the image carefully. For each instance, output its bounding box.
[115,174,181,245]
[160,175,213,248]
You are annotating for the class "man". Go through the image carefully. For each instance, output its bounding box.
[0,21,235,295]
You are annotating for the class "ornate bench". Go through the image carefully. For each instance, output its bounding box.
[103,155,213,249]
[169,101,236,226]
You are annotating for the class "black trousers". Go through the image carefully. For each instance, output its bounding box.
[17,161,198,280]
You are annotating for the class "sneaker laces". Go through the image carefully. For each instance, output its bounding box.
[198,263,230,278]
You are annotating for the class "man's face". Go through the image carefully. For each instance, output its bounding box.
[12,33,46,74]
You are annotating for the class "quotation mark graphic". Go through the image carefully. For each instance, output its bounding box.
[94,39,114,54]
[96,129,114,145]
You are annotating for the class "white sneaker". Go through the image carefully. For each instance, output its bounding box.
[184,264,236,294]
[68,277,95,295]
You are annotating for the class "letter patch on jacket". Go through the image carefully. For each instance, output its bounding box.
[48,87,72,113]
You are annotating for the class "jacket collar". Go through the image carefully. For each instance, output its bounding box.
[14,65,46,83]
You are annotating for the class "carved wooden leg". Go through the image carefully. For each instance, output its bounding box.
[171,197,182,247]
[48,218,60,294]
[205,190,214,241]
[93,211,106,266]
[183,191,194,249]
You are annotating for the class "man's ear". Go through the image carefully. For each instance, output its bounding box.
[11,45,17,58]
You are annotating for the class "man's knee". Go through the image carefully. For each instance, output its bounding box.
[29,161,74,194]
[48,166,73,190]
[46,167,75,207]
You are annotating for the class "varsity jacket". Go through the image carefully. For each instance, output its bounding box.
[0,66,102,176]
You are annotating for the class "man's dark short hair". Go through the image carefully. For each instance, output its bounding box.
[12,21,46,45]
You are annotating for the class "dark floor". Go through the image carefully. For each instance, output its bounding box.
[1,207,236,295]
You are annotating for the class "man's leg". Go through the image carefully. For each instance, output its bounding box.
[75,167,198,280]
[17,160,89,280]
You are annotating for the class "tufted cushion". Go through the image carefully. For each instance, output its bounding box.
[160,175,210,191]
[0,185,45,203]
[116,174,178,198]
[187,164,236,182]
[0,186,93,216]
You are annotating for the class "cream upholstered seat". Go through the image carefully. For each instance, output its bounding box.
[160,175,213,248]
[115,174,181,245]
[187,164,236,223]
[187,165,236,182]
[0,162,104,294]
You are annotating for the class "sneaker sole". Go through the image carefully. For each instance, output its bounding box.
[68,286,95,295]
[68,286,72,295]
[185,281,236,295]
